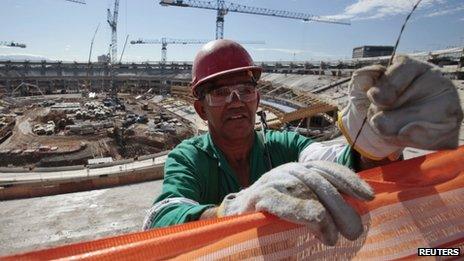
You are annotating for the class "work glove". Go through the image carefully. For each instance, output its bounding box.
[338,55,463,160]
[217,161,374,246]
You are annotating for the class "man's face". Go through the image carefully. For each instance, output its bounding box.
[194,74,260,142]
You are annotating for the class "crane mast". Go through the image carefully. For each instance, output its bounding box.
[107,0,120,64]
[160,0,350,39]
[216,0,227,39]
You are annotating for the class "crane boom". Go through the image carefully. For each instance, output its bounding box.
[0,41,26,48]
[88,23,100,63]
[131,37,264,62]
[160,0,350,39]
[119,34,130,63]
[131,38,209,45]
[131,38,264,45]
[64,0,86,4]
[131,38,210,63]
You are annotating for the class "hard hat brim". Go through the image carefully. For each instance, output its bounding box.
[192,65,262,98]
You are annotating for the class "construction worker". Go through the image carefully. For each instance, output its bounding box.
[143,39,463,246]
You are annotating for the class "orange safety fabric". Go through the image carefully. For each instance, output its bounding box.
[3,146,464,260]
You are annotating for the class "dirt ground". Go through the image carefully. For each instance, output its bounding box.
[0,97,192,166]
[0,107,91,153]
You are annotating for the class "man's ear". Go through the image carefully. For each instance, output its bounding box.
[194,99,208,121]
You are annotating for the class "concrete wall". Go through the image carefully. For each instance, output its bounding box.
[0,150,170,200]
[0,165,164,200]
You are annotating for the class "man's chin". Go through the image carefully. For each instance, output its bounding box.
[223,127,254,141]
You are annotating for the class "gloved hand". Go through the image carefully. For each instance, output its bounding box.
[217,161,374,246]
[338,55,463,160]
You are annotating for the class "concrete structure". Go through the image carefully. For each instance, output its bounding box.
[0,180,163,256]
[88,157,113,165]
[0,46,462,97]
[0,147,168,197]
[0,61,192,95]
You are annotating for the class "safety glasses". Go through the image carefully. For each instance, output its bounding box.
[205,84,258,107]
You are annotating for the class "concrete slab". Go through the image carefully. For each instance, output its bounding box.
[261,73,336,92]
[0,158,162,185]
[0,180,163,256]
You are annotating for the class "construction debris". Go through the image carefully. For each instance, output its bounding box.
[0,91,196,167]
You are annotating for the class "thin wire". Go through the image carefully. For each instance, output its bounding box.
[351,0,423,151]
[125,0,128,38]
[388,0,423,67]
[295,117,305,132]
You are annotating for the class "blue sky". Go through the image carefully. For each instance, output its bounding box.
[0,0,463,62]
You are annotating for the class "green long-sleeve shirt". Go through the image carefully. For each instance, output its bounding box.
[149,130,353,228]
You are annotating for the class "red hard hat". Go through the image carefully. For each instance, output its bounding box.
[191,39,262,98]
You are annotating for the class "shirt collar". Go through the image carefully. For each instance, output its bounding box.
[192,131,264,158]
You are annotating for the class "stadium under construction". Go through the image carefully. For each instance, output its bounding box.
[0,46,463,254]
[1,0,464,256]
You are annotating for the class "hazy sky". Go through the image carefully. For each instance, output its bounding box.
[0,0,463,62]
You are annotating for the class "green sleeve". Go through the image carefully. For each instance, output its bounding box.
[286,131,314,156]
[336,145,357,170]
[268,130,357,171]
[151,204,215,228]
[266,130,313,166]
[149,143,215,228]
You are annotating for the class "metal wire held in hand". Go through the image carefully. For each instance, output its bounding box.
[351,0,423,151]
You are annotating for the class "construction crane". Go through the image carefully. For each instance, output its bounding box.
[107,0,120,64]
[0,41,26,48]
[159,0,350,39]
[63,0,86,4]
[131,38,264,63]
[119,34,130,63]
[88,23,100,63]
[131,38,208,63]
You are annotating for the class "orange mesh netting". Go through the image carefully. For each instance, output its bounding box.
[3,146,464,260]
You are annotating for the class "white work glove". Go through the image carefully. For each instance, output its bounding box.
[217,161,374,246]
[338,55,463,160]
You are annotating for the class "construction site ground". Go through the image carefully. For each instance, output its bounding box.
[0,180,163,256]
[2,107,79,152]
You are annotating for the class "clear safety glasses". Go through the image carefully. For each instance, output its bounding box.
[205,84,258,107]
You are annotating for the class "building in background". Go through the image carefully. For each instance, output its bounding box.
[97,54,110,63]
[352,46,394,58]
